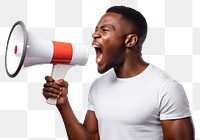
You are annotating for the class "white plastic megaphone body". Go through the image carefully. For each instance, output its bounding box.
[5,21,89,105]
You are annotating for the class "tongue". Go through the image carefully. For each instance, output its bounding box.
[96,53,103,64]
[96,48,103,64]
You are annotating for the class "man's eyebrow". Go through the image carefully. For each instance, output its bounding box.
[95,24,115,30]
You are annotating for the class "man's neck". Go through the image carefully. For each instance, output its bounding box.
[114,56,149,78]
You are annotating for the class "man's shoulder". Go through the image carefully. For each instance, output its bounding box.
[149,64,173,82]
[144,64,178,90]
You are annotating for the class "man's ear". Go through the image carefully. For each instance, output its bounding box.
[125,34,138,48]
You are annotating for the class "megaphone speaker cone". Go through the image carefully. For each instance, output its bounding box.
[5,21,27,78]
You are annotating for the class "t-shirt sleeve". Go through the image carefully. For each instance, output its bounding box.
[159,80,191,120]
[88,82,95,111]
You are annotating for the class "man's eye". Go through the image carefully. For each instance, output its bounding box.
[101,28,109,32]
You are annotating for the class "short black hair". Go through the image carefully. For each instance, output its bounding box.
[106,6,148,46]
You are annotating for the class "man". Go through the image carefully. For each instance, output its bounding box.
[43,6,194,140]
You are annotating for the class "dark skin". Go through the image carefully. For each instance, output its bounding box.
[43,12,195,140]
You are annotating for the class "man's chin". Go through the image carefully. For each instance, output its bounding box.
[97,65,111,74]
[98,69,105,74]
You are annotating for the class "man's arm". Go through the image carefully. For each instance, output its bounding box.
[83,110,100,140]
[43,76,99,140]
[161,117,195,140]
[57,101,99,140]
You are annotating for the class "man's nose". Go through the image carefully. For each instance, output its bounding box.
[92,31,101,39]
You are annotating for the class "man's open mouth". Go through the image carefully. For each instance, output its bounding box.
[93,45,103,64]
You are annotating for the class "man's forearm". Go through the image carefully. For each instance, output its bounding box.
[57,98,91,140]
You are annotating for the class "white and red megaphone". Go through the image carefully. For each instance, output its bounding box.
[5,21,89,105]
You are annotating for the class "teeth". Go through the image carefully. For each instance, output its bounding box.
[93,45,100,48]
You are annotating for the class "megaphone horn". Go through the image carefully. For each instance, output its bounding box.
[5,21,89,105]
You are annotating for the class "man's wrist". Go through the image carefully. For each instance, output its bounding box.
[56,97,69,109]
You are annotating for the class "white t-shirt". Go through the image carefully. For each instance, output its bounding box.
[88,64,191,140]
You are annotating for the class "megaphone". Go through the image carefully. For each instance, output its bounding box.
[5,21,89,105]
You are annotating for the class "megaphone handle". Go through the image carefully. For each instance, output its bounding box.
[47,64,73,105]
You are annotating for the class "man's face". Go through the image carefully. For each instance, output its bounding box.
[92,12,126,74]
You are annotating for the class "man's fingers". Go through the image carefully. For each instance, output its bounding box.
[56,79,68,87]
[43,85,62,95]
[43,81,62,91]
[45,76,54,82]
[43,91,59,99]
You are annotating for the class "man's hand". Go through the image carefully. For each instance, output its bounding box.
[43,76,68,105]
